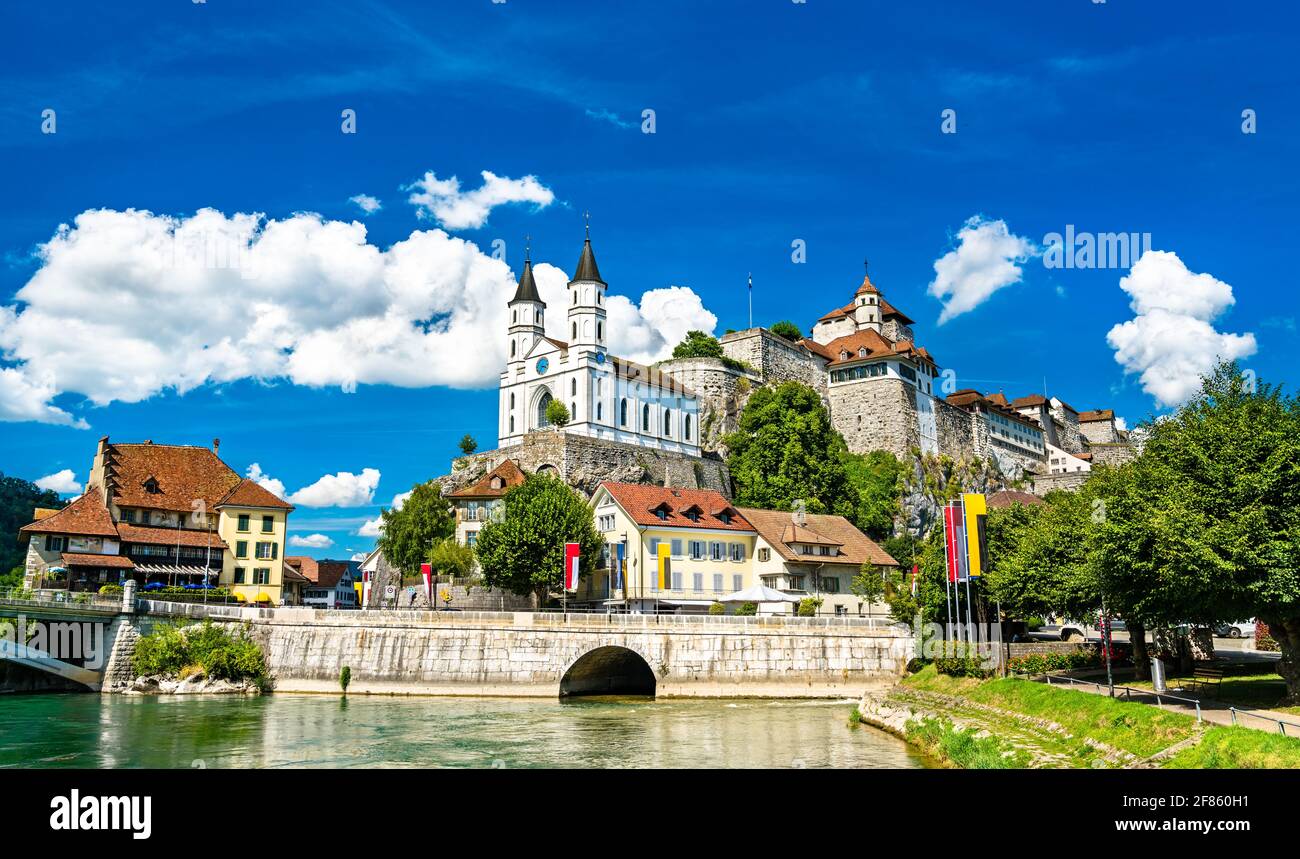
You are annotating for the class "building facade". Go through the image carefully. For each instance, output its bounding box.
[448,460,527,547]
[497,235,702,457]
[18,437,294,603]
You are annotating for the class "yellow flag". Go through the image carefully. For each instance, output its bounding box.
[962,493,987,577]
[657,542,671,590]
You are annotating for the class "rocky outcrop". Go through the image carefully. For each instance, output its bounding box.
[114,673,262,695]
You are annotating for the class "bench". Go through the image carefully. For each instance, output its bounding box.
[1184,662,1225,695]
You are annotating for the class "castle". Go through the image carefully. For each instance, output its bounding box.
[460,232,1135,502]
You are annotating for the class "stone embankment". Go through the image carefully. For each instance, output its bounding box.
[112,674,262,695]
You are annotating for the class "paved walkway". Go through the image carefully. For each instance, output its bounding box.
[1035,674,1300,736]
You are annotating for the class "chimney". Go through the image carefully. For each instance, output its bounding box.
[213,438,221,455]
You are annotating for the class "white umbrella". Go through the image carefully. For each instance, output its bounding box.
[719,584,801,603]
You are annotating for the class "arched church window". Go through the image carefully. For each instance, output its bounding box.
[642,404,650,433]
[572,322,577,339]
[685,414,692,440]
[571,401,577,420]
[511,340,517,357]
[510,393,515,408]
[620,398,628,426]
[571,378,577,396]
[512,310,517,324]
[572,291,577,305]
[663,409,672,436]
[509,415,515,432]
[597,321,603,341]
[596,402,603,421]
[537,391,553,428]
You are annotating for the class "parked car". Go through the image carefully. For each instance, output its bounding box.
[1214,620,1256,639]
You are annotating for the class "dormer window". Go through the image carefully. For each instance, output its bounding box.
[490,476,503,490]
[858,347,867,357]
[143,477,159,494]
[718,511,731,525]
[840,350,849,360]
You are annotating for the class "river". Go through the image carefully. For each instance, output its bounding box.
[0,693,930,769]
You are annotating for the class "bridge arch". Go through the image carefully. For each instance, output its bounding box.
[559,645,656,697]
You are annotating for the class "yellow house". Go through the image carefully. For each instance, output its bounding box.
[585,482,758,613]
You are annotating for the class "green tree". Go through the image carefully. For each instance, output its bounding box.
[724,382,854,515]
[375,482,455,578]
[850,563,886,615]
[671,330,725,360]
[458,434,478,456]
[545,399,570,428]
[427,537,475,577]
[1093,362,1300,700]
[769,320,803,342]
[985,490,1098,622]
[474,475,603,605]
[842,450,905,540]
[0,473,64,576]
[881,527,949,624]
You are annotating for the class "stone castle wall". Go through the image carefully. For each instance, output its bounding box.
[934,396,976,458]
[1080,421,1123,446]
[447,429,731,499]
[720,328,827,397]
[1088,443,1137,468]
[828,377,918,460]
[655,357,759,455]
[1028,471,1090,496]
[1051,404,1086,454]
[881,319,914,343]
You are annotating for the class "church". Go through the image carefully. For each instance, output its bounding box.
[497,230,702,456]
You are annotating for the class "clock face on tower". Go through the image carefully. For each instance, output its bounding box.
[536,357,549,375]
[595,352,606,364]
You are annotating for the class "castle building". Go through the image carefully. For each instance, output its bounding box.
[497,233,701,457]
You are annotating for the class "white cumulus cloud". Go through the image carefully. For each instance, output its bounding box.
[288,533,335,549]
[249,463,380,508]
[35,468,82,494]
[349,194,382,215]
[1106,250,1257,408]
[928,216,1037,324]
[0,205,718,425]
[404,170,554,230]
[357,488,414,537]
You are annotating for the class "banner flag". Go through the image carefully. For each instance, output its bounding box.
[564,543,581,592]
[420,562,433,604]
[962,493,988,577]
[953,502,970,583]
[910,564,919,597]
[361,567,372,607]
[657,542,671,590]
[614,542,625,590]
[943,504,960,583]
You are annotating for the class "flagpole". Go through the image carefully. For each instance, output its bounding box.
[747,273,753,330]
[942,506,953,657]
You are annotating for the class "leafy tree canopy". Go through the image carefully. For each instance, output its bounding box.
[545,399,571,428]
[376,482,455,578]
[458,434,478,456]
[769,320,803,342]
[843,449,905,540]
[473,475,603,605]
[671,330,725,360]
[723,382,853,516]
[0,473,64,576]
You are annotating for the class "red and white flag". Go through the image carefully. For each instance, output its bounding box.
[563,543,581,592]
[421,562,433,605]
[361,567,372,608]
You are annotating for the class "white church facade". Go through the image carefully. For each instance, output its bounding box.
[497,233,702,457]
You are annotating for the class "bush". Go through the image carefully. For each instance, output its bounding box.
[98,584,123,596]
[934,654,996,679]
[1006,646,1129,675]
[769,320,803,342]
[133,620,267,683]
[339,665,352,693]
[1025,616,1045,631]
[734,602,757,616]
[707,602,725,615]
[797,597,823,617]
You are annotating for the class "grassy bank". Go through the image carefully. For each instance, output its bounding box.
[881,666,1300,768]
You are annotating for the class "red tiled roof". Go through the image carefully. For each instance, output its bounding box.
[947,390,1046,431]
[599,483,754,532]
[1077,409,1115,423]
[116,522,228,549]
[987,393,1009,407]
[799,338,835,361]
[737,507,898,568]
[986,490,1046,509]
[218,478,294,510]
[286,557,352,588]
[1010,394,1047,408]
[102,442,243,512]
[19,489,118,538]
[821,328,940,370]
[449,460,527,498]
[281,563,311,584]
[854,274,880,296]
[879,297,914,325]
[62,552,135,569]
[781,523,843,546]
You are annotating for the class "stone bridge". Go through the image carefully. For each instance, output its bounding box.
[2,590,915,697]
[0,594,132,692]
[141,600,914,697]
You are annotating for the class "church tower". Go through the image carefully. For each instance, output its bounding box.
[567,217,607,352]
[507,243,546,364]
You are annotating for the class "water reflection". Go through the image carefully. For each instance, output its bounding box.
[1,694,930,769]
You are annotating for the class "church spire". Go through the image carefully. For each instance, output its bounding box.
[571,212,605,285]
[510,237,544,304]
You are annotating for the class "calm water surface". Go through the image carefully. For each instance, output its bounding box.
[0,693,930,769]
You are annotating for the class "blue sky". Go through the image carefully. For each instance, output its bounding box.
[2,1,1296,558]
